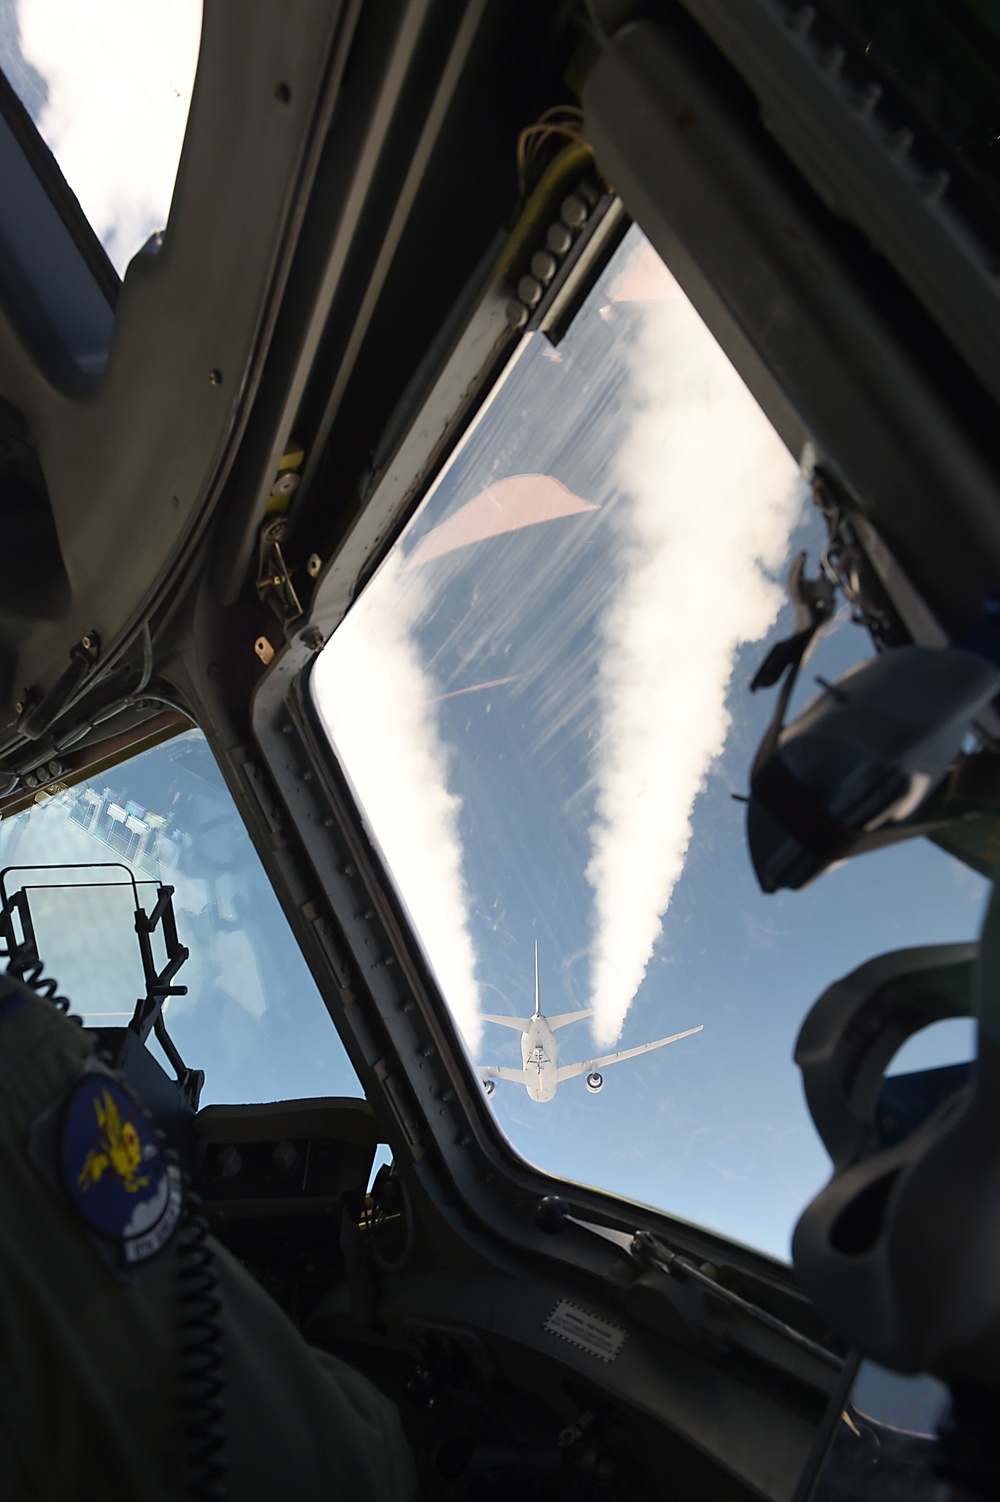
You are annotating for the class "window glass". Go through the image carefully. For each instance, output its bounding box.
[0,0,201,275]
[312,225,988,1260]
[809,1360,949,1500]
[0,729,361,1106]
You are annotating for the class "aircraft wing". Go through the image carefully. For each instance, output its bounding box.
[546,1008,594,1031]
[556,1025,703,1082]
[479,1013,532,1033]
[478,1065,530,1084]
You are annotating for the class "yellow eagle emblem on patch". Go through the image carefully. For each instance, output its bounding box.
[76,1087,149,1195]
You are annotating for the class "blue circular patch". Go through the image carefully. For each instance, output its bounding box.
[59,1075,182,1266]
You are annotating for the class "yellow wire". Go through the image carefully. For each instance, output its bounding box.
[536,104,584,123]
[517,121,590,195]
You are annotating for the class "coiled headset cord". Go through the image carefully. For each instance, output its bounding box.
[6,940,74,1014]
[176,1185,227,1501]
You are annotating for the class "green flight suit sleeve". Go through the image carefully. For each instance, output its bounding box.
[0,996,416,1502]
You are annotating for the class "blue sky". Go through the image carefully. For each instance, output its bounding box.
[314,229,987,1260]
[425,587,982,1259]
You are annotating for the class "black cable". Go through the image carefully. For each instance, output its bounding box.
[131,689,190,716]
[59,620,154,724]
[131,622,154,698]
[5,937,72,1013]
[176,1187,227,1501]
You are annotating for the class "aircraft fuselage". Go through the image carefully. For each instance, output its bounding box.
[520,1017,559,1102]
[477,942,702,1102]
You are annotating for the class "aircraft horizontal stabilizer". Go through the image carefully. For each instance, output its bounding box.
[478,1065,530,1084]
[556,1025,703,1083]
[546,1008,594,1031]
[479,1013,532,1033]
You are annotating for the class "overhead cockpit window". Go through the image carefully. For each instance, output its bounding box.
[312,225,988,1260]
[0,730,360,1106]
[0,0,201,276]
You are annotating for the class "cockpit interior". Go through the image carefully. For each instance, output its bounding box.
[1,2,999,1498]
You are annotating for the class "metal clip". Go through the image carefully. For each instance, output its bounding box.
[255,517,303,630]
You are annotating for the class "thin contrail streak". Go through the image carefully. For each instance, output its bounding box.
[426,675,521,704]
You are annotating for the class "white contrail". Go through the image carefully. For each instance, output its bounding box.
[312,553,484,1052]
[18,0,201,273]
[586,272,805,1047]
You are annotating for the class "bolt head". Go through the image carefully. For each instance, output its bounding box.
[517,273,543,308]
[531,249,557,283]
[560,194,587,229]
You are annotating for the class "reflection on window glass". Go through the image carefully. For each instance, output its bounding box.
[312,224,988,1260]
[0,729,361,1106]
[811,1361,948,1502]
[850,1361,948,1436]
[0,0,201,275]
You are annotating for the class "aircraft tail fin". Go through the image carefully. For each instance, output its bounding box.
[533,940,540,1019]
[479,1013,532,1033]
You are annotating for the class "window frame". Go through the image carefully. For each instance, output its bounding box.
[249,191,840,1372]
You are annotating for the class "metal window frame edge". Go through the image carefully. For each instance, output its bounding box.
[249,192,836,1380]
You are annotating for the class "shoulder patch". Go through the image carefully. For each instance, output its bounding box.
[59,1075,183,1266]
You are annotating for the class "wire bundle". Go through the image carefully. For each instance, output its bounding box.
[516,105,590,196]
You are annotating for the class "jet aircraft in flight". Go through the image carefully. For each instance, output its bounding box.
[478,944,703,1103]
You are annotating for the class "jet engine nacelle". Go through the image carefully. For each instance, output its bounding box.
[585,1071,604,1094]
[483,1078,496,1097]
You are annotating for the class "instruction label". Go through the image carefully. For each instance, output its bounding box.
[544,1299,627,1363]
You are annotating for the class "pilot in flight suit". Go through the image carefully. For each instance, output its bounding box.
[0,988,416,1501]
